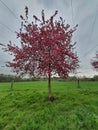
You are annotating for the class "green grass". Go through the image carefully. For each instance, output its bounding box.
[0,81,98,130]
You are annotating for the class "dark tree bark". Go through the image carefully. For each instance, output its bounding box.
[47,66,54,101]
[48,72,51,98]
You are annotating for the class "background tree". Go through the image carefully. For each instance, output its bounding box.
[91,52,98,71]
[2,7,79,100]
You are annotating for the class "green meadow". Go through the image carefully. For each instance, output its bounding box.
[0,81,98,130]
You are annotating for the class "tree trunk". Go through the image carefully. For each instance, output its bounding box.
[48,72,51,98]
[47,72,54,101]
[47,46,54,101]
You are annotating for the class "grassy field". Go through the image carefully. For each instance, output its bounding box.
[0,81,98,130]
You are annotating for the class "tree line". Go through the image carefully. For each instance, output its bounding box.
[0,74,98,82]
[0,74,37,82]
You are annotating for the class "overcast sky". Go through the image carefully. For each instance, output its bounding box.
[0,0,98,77]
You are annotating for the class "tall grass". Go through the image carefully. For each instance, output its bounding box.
[0,81,98,130]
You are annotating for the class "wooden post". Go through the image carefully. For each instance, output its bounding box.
[77,77,80,88]
[11,79,14,90]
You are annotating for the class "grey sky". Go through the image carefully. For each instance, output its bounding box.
[0,0,98,77]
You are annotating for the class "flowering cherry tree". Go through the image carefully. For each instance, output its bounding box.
[2,7,79,100]
[91,52,98,71]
